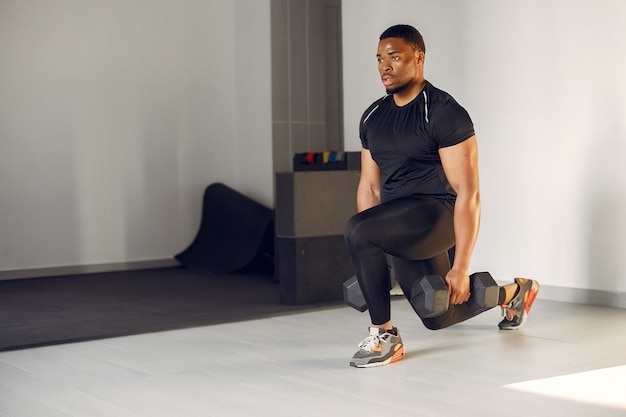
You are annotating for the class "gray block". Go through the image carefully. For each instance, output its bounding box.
[275,171,360,238]
[277,236,354,305]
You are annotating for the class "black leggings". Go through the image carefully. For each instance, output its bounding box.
[344,196,491,330]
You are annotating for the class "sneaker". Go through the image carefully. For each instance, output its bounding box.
[498,278,540,330]
[350,327,405,368]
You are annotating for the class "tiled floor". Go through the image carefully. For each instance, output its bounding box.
[1,298,625,416]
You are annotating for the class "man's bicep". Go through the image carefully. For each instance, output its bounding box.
[356,148,382,211]
[359,148,381,188]
[439,136,479,193]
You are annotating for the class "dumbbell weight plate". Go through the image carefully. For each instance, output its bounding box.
[342,275,368,312]
[409,275,449,318]
[467,271,499,313]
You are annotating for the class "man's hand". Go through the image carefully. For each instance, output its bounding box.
[445,269,471,305]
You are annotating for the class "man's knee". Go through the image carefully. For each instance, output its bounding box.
[420,316,452,331]
[344,213,370,246]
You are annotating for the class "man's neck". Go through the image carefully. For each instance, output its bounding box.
[393,79,426,107]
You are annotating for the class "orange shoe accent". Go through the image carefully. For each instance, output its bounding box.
[390,344,405,363]
[524,288,539,314]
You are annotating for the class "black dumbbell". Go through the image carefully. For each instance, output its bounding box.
[342,275,368,312]
[342,273,396,312]
[410,272,499,318]
[409,274,450,318]
[466,271,499,314]
[343,271,499,316]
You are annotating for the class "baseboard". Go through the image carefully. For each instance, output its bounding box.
[537,284,626,309]
[0,259,181,281]
[2,265,625,310]
[494,281,626,310]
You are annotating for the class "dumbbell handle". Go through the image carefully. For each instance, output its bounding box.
[410,272,499,318]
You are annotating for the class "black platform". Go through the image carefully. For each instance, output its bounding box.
[275,170,360,305]
[0,267,341,352]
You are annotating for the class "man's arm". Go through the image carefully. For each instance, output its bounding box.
[356,148,382,212]
[439,135,481,305]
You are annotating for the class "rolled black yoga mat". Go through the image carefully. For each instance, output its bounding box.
[176,183,274,274]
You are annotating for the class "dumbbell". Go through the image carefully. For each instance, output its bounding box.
[343,271,499,317]
[342,275,368,312]
[410,271,499,318]
[342,273,395,312]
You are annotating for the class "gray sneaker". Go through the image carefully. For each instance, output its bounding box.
[499,278,540,330]
[350,327,405,368]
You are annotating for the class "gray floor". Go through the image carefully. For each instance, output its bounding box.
[1,298,625,417]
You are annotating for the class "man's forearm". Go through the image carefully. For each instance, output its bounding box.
[450,191,481,272]
[356,186,381,213]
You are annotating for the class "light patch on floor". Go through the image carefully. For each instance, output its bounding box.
[504,365,626,410]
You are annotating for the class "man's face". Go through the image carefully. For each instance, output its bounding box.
[377,37,422,95]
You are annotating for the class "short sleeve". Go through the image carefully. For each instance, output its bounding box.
[359,96,388,150]
[430,96,475,148]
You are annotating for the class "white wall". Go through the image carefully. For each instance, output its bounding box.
[342,0,626,293]
[0,0,272,273]
[3,0,625,297]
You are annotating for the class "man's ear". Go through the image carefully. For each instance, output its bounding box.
[415,50,425,65]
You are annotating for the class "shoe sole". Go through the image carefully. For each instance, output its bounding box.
[500,280,540,331]
[350,346,405,368]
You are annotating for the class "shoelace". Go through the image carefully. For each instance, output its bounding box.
[358,334,391,352]
[501,293,523,319]
[501,299,518,318]
[500,283,525,319]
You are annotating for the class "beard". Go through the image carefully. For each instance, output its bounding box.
[385,81,410,95]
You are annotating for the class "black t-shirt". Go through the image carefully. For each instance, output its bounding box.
[360,81,475,204]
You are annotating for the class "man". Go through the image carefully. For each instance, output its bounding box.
[344,24,539,368]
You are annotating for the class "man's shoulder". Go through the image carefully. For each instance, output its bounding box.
[364,94,392,111]
[425,81,452,100]
[424,81,462,106]
[360,94,392,124]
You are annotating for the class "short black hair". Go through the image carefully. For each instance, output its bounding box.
[379,24,426,53]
